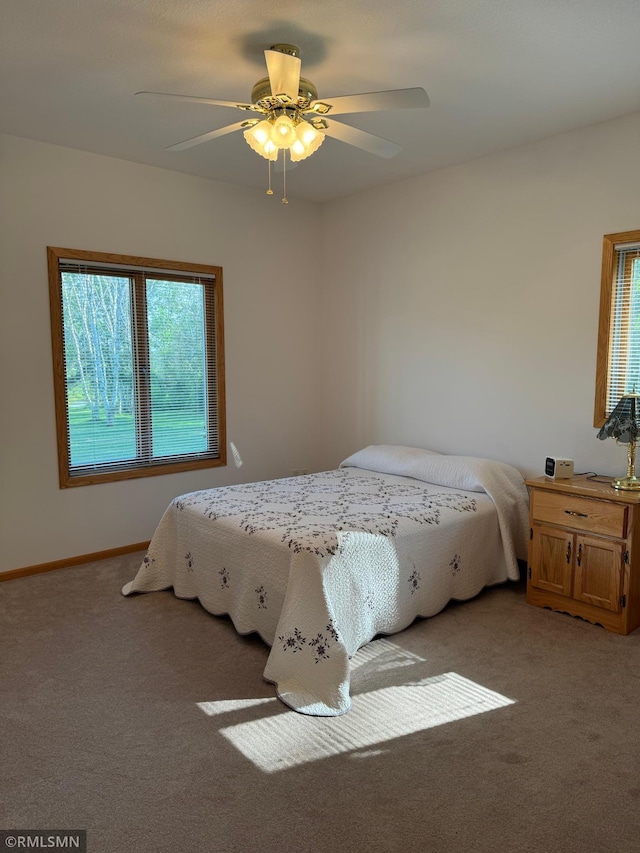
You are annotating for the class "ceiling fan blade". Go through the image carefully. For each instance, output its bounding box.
[307,87,430,117]
[321,120,402,158]
[165,120,252,151]
[135,91,260,112]
[264,49,301,100]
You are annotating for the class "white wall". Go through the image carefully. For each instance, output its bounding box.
[318,111,640,479]
[3,111,640,573]
[0,134,324,572]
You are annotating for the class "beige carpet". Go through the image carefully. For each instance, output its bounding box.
[2,552,640,853]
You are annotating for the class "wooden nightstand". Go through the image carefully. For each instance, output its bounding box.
[526,475,640,634]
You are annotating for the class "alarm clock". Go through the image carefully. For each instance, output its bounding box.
[545,457,574,479]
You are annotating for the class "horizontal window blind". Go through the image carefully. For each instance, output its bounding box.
[49,248,225,486]
[607,246,640,413]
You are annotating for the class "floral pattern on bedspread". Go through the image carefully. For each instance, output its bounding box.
[173,470,477,558]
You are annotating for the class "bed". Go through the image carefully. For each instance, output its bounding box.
[122,445,529,716]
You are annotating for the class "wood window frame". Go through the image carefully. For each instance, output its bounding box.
[47,246,226,487]
[594,230,640,427]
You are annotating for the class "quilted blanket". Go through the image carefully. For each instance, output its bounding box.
[122,447,529,715]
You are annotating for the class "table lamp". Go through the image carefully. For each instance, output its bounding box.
[597,391,640,490]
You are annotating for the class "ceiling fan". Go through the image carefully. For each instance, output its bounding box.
[136,43,430,201]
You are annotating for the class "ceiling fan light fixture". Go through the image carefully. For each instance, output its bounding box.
[243,120,278,160]
[290,122,324,162]
[270,114,297,148]
[244,112,324,164]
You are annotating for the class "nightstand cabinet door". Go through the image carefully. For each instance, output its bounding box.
[530,524,573,596]
[573,534,624,612]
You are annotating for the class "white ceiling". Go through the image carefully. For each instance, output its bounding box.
[2,0,640,203]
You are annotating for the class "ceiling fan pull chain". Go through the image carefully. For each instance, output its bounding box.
[266,156,273,195]
[282,152,288,204]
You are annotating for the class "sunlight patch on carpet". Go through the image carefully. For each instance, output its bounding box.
[219,672,515,773]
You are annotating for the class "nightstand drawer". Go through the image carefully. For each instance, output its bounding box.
[531,490,627,538]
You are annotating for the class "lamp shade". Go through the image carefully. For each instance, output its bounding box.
[270,115,297,149]
[597,393,640,443]
[243,120,278,160]
[290,121,324,162]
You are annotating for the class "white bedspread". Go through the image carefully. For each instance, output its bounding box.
[122,447,529,715]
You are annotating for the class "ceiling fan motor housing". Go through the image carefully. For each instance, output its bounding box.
[251,76,318,106]
[270,43,299,57]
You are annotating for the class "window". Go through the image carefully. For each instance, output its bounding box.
[47,247,226,487]
[594,230,640,426]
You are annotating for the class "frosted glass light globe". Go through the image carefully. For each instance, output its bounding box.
[270,115,297,149]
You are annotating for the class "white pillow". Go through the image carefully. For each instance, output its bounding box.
[340,444,441,473]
